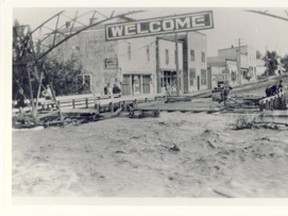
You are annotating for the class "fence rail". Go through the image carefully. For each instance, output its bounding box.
[259,91,287,111]
[12,94,166,114]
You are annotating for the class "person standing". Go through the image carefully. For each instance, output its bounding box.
[220,82,233,106]
[42,84,53,100]
[104,84,108,95]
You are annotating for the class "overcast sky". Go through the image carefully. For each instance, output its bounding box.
[13,7,288,57]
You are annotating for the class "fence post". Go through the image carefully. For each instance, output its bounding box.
[72,99,75,109]
[122,101,126,111]
[259,100,264,111]
[110,102,114,113]
[95,103,100,113]
[85,98,88,108]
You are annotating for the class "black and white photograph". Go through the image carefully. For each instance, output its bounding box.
[2,0,288,215]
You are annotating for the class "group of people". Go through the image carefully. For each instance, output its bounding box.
[218,79,286,106]
[104,83,121,96]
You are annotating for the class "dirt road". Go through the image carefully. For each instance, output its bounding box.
[12,111,288,197]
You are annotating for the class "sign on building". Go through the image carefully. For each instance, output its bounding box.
[104,58,118,69]
[105,11,213,41]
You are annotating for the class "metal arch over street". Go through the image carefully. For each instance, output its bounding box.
[13,9,145,122]
[105,11,214,41]
[245,9,288,22]
[14,9,145,65]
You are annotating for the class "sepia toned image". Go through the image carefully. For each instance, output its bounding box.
[11,6,288,200]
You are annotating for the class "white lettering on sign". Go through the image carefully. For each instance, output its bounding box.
[191,16,206,27]
[149,21,161,32]
[124,24,136,36]
[162,20,174,31]
[110,26,123,37]
[136,23,149,34]
[175,17,191,29]
[105,11,213,40]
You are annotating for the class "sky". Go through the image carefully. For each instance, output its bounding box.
[13,7,288,57]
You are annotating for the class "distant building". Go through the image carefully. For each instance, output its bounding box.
[51,22,208,96]
[207,56,238,88]
[208,44,258,88]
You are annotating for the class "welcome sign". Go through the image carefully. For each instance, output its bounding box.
[105,11,213,41]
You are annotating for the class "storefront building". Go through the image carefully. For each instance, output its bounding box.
[52,22,208,96]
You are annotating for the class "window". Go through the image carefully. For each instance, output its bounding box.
[121,75,131,96]
[146,46,150,62]
[189,68,196,86]
[165,49,169,65]
[132,75,141,95]
[142,75,151,94]
[201,52,205,62]
[127,42,131,60]
[201,69,207,85]
[190,49,195,61]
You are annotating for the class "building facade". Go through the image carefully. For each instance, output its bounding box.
[218,45,257,84]
[207,56,238,89]
[52,23,208,96]
[208,45,258,88]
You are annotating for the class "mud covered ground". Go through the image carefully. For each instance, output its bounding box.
[12,112,288,198]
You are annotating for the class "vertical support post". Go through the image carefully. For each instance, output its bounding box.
[49,82,63,122]
[122,101,126,111]
[85,98,88,108]
[72,99,75,109]
[156,37,161,94]
[110,102,114,113]
[237,38,242,87]
[175,32,180,96]
[35,67,43,116]
[26,64,36,119]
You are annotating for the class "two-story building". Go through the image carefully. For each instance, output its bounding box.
[51,22,208,96]
[208,44,258,88]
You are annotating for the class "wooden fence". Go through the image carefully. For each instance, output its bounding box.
[259,91,287,111]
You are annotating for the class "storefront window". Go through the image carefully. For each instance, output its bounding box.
[189,68,196,86]
[132,75,141,95]
[121,75,131,96]
[143,75,151,94]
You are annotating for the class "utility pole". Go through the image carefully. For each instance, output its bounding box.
[175,32,180,96]
[237,38,242,87]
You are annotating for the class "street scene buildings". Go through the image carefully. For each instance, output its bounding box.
[53,24,209,96]
[10,8,288,200]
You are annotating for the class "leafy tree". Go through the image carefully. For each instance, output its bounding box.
[13,20,91,107]
[262,51,278,76]
[281,54,288,73]
[42,56,91,96]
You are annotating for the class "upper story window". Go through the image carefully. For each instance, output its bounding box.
[201,51,206,62]
[146,46,150,62]
[127,42,131,60]
[190,49,195,61]
[165,49,169,65]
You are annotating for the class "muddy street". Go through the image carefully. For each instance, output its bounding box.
[12,112,288,197]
